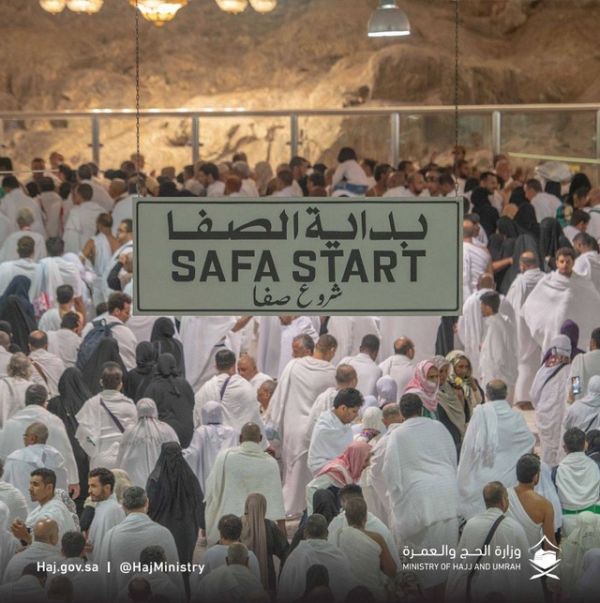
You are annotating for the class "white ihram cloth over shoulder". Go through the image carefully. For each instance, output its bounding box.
[328,509,400,567]
[306,387,337,443]
[265,356,336,515]
[0,347,11,377]
[47,329,81,368]
[0,230,47,262]
[445,507,541,603]
[2,541,63,585]
[456,288,515,380]
[463,241,491,301]
[204,441,285,543]
[506,268,545,402]
[195,564,265,603]
[183,401,237,492]
[0,376,34,429]
[194,373,265,441]
[0,258,42,300]
[362,422,401,526]
[555,452,600,511]
[522,270,600,356]
[115,398,179,489]
[505,487,543,547]
[478,313,518,395]
[529,335,571,467]
[327,316,381,365]
[3,444,68,511]
[383,417,459,580]
[307,410,353,475]
[256,316,282,377]
[574,250,600,293]
[0,501,19,582]
[563,376,600,433]
[0,480,28,525]
[28,348,66,397]
[63,201,105,254]
[75,390,137,469]
[86,494,125,562]
[278,316,318,376]
[38,256,84,305]
[338,352,382,398]
[378,354,415,401]
[277,539,356,602]
[457,400,535,520]
[25,495,77,541]
[98,512,184,599]
[0,404,78,486]
[0,188,46,236]
[180,316,239,390]
[334,527,387,600]
[378,315,438,363]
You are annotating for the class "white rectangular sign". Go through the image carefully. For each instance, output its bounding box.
[133,197,462,315]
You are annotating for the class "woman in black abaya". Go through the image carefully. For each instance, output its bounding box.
[124,342,157,401]
[81,337,127,395]
[150,318,185,376]
[147,441,204,594]
[47,367,93,513]
[0,276,37,352]
[143,353,195,447]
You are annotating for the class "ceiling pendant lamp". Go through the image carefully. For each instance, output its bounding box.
[66,0,104,13]
[131,1,188,27]
[367,0,411,38]
[39,0,67,13]
[249,0,277,13]
[215,0,248,15]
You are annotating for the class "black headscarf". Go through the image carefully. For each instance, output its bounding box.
[488,217,518,288]
[150,318,185,376]
[124,341,157,401]
[143,353,195,447]
[513,201,540,239]
[498,233,540,294]
[47,367,92,510]
[81,337,127,395]
[539,218,571,271]
[0,276,37,352]
[470,187,499,237]
[147,441,204,566]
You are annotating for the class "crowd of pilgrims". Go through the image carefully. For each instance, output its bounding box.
[0,146,599,603]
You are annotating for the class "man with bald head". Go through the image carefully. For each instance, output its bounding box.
[0,384,79,500]
[378,336,416,400]
[204,422,286,543]
[266,334,338,516]
[463,218,492,302]
[506,251,545,404]
[3,517,63,583]
[237,353,271,392]
[28,330,66,397]
[2,421,70,511]
[10,468,77,546]
[446,481,539,603]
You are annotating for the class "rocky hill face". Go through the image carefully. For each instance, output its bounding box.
[1,0,599,171]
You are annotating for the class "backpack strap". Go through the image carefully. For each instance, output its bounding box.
[219,376,232,401]
[99,398,125,433]
[31,360,49,385]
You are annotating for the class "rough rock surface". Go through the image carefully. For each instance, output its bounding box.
[1,0,599,170]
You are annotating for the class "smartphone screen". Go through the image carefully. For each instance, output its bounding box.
[571,376,582,395]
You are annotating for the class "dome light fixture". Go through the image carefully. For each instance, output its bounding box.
[130,1,188,27]
[249,0,277,13]
[39,0,67,14]
[215,0,248,14]
[65,0,104,14]
[367,0,411,38]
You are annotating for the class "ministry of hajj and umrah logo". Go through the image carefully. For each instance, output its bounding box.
[528,536,560,580]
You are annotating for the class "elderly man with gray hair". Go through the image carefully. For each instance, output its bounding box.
[97,486,184,600]
[457,380,535,520]
[194,542,266,603]
[0,207,47,262]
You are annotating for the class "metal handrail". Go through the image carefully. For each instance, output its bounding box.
[2,104,600,173]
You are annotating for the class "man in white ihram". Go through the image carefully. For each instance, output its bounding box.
[338,334,382,397]
[378,336,416,400]
[383,392,459,596]
[457,380,535,520]
[28,330,66,397]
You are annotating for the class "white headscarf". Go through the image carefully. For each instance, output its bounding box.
[530,335,572,406]
[376,376,397,407]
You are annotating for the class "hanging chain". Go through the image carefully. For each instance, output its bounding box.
[454,0,460,196]
[135,0,141,195]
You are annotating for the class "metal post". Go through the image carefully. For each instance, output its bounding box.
[390,113,400,167]
[492,110,502,158]
[191,116,200,164]
[290,114,299,159]
[596,110,600,185]
[90,116,101,167]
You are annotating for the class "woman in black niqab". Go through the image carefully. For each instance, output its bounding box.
[142,353,195,447]
[470,187,499,237]
[538,217,572,271]
[147,441,204,593]
[0,276,37,352]
[81,337,127,395]
[150,318,185,376]
[124,341,157,401]
[47,367,93,512]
